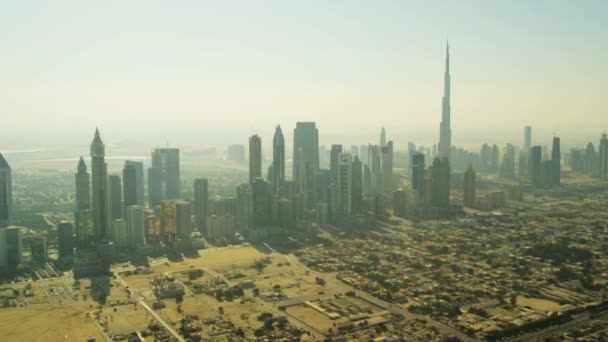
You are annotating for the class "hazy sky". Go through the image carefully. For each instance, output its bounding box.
[1,1,606,148]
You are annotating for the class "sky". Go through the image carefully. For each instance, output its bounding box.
[0,0,606,149]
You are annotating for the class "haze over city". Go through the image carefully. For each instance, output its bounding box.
[1,2,608,342]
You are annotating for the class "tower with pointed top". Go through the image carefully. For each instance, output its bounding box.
[75,156,91,211]
[90,128,110,242]
[380,127,386,147]
[438,42,452,161]
[272,125,285,193]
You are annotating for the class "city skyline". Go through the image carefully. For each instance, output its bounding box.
[1,1,607,148]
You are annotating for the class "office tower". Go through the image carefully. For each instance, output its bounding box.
[75,156,90,212]
[330,145,343,184]
[408,142,417,166]
[251,178,273,227]
[90,129,110,242]
[369,145,383,194]
[480,144,491,174]
[393,189,407,218]
[227,144,246,163]
[351,156,363,214]
[381,141,394,192]
[350,145,360,159]
[336,153,353,216]
[57,222,74,258]
[122,160,144,214]
[249,134,262,182]
[160,201,178,240]
[126,205,145,248]
[359,145,369,167]
[529,146,543,186]
[524,126,532,152]
[295,147,308,202]
[293,122,320,180]
[438,42,452,160]
[3,227,21,266]
[362,165,372,196]
[175,201,192,240]
[0,153,13,228]
[500,144,516,179]
[431,157,450,208]
[270,125,285,193]
[585,142,597,176]
[236,183,253,232]
[380,126,386,147]
[109,175,122,220]
[112,219,128,248]
[552,137,561,185]
[412,153,425,208]
[315,169,331,204]
[463,166,476,208]
[150,148,180,201]
[0,228,6,268]
[194,178,209,234]
[518,153,527,179]
[600,133,608,179]
[491,144,500,172]
[569,149,584,173]
[30,237,47,264]
[148,167,162,207]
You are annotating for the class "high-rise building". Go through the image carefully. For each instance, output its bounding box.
[293,122,319,180]
[552,137,561,185]
[175,201,192,240]
[249,134,262,182]
[112,219,128,248]
[272,125,285,193]
[330,145,343,185]
[126,205,145,248]
[160,201,178,240]
[0,153,13,228]
[30,237,47,264]
[337,153,353,216]
[194,178,209,234]
[412,153,425,208]
[600,133,608,180]
[3,227,22,266]
[491,144,500,173]
[75,156,90,212]
[524,126,532,152]
[351,156,363,214]
[381,141,394,192]
[236,183,253,232]
[585,142,597,176]
[380,126,386,147]
[369,145,382,194]
[122,161,144,214]
[148,166,162,208]
[109,175,122,220]
[500,144,516,179]
[90,128,110,242]
[438,43,452,160]
[0,228,7,268]
[431,157,450,208]
[480,144,491,174]
[251,178,272,228]
[57,222,74,258]
[227,144,246,163]
[529,146,542,186]
[151,148,180,200]
[463,166,476,208]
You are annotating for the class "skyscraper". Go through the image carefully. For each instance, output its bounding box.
[600,133,608,180]
[293,122,319,181]
[123,160,144,214]
[75,156,90,212]
[381,140,394,192]
[380,126,386,147]
[57,222,74,258]
[90,128,110,242]
[194,178,209,234]
[109,175,122,220]
[236,183,253,233]
[463,166,476,208]
[251,178,273,228]
[272,125,285,193]
[529,146,542,186]
[552,137,561,186]
[431,157,450,208]
[369,145,382,194]
[150,148,180,201]
[249,134,262,182]
[175,201,192,240]
[351,156,363,214]
[438,42,452,160]
[412,153,425,208]
[524,126,532,152]
[126,205,145,248]
[0,229,7,268]
[336,153,353,216]
[0,153,13,228]
[5,227,22,266]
